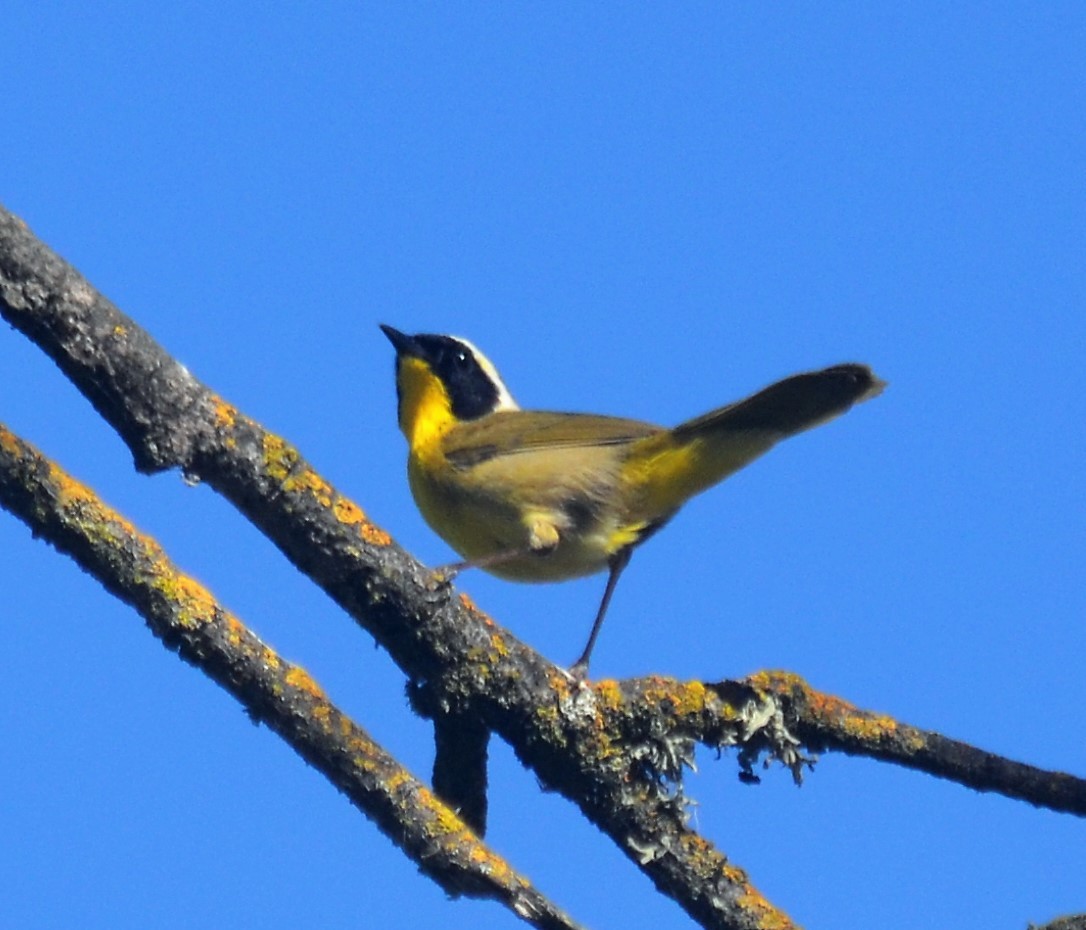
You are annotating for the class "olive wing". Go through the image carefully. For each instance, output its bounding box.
[442,411,662,469]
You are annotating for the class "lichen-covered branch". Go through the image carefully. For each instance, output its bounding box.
[8,201,1082,927]
[742,671,1086,817]
[1,203,791,930]
[595,674,1086,818]
[0,423,581,930]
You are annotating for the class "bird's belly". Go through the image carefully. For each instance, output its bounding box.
[408,456,617,582]
[486,532,613,582]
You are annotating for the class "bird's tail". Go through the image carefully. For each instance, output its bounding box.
[622,364,885,517]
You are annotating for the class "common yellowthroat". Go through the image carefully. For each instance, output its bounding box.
[381,325,884,673]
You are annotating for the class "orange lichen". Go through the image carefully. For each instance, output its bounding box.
[457,591,481,612]
[262,434,298,482]
[669,680,710,717]
[630,676,705,718]
[358,520,392,546]
[487,629,510,658]
[352,753,380,774]
[284,664,328,700]
[58,477,142,541]
[722,862,797,929]
[805,687,861,719]
[211,395,238,430]
[155,572,218,627]
[593,678,624,711]
[224,615,246,646]
[280,466,333,507]
[424,787,475,839]
[750,670,926,752]
[0,426,20,455]
[468,845,517,883]
[408,780,435,804]
[322,493,392,545]
[746,669,804,692]
[49,467,91,505]
[828,708,926,753]
[332,496,365,525]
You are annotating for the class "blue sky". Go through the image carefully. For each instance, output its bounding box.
[2,5,1083,928]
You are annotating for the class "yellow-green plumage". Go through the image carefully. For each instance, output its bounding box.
[381,324,884,670]
[411,410,662,581]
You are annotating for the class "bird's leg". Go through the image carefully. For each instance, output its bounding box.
[433,519,560,584]
[434,548,529,582]
[570,547,633,678]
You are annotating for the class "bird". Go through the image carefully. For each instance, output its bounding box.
[380,324,884,674]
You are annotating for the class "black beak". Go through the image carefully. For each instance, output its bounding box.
[379,324,418,356]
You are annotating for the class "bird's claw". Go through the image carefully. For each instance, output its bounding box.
[427,563,462,591]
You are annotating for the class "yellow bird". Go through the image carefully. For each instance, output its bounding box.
[381,325,884,673]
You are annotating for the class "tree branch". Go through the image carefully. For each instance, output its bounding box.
[4,201,1082,929]
[596,674,1086,817]
[742,671,1086,816]
[2,202,795,930]
[0,423,580,930]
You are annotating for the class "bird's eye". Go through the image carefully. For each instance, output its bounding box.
[455,350,470,367]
